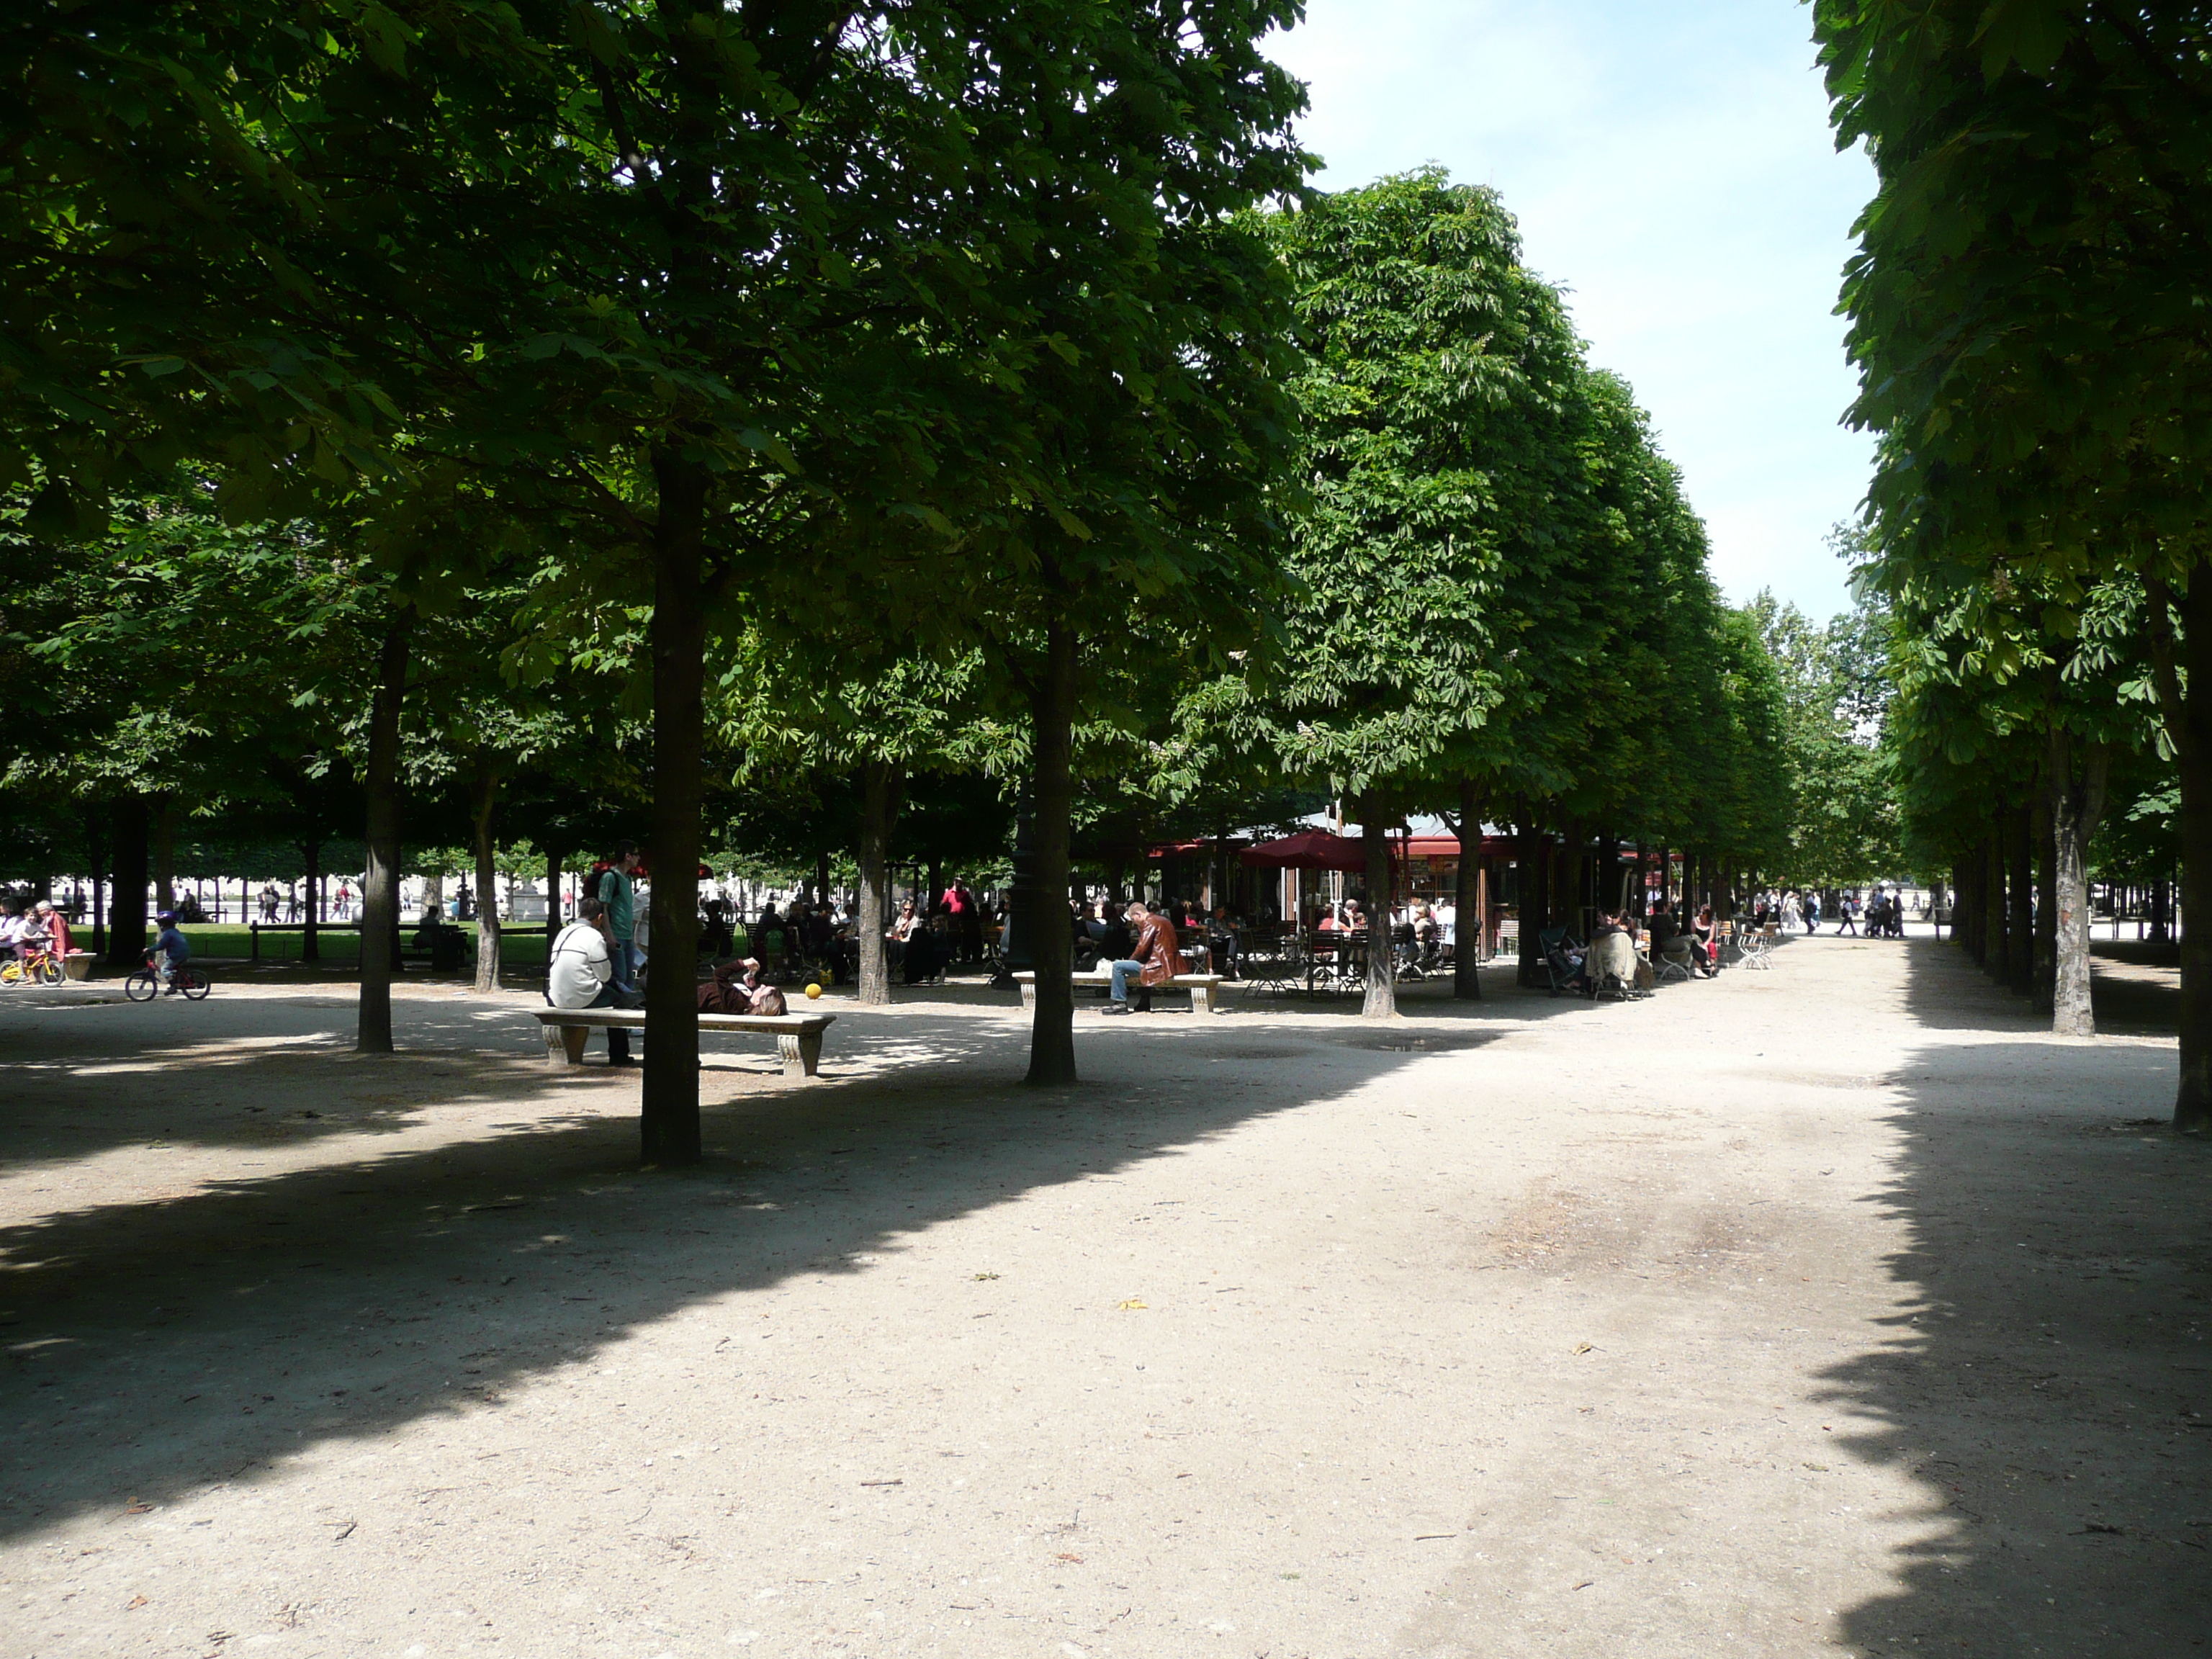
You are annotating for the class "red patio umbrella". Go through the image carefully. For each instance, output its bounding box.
[1237,830,1390,873]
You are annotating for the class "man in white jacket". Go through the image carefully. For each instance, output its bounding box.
[548,897,640,1066]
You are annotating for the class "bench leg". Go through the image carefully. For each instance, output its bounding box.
[544,1024,588,1064]
[1019,981,1037,1011]
[1196,984,1220,1014]
[778,1030,824,1079]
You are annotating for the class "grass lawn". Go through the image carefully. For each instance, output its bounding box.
[176,921,552,966]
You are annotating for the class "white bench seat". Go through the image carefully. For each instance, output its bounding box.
[1012,969,1231,1015]
[529,1007,835,1077]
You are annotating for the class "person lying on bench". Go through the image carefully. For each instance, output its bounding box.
[548,897,643,1066]
[1100,900,1186,1016]
[699,956,786,1016]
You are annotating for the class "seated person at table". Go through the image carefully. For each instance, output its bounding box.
[1208,905,1241,978]
[1691,904,1720,971]
[410,910,467,973]
[1100,901,1186,1015]
[547,898,642,1065]
[1583,910,1644,995]
[1097,903,1134,964]
[1647,906,1707,978]
[902,914,949,984]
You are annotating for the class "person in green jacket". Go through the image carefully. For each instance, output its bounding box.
[595,842,643,1066]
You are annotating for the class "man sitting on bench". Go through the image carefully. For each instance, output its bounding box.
[1100,900,1185,1016]
[549,898,642,1066]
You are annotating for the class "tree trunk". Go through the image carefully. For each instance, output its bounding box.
[856,758,902,1007]
[356,617,410,1054]
[104,796,149,969]
[471,755,502,994]
[1359,790,1397,1020]
[2049,726,2110,1039]
[84,809,107,956]
[2032,799,2056,1014]
[546,848,562,944]
[2151,577,2212,1129]
[1986,828,2010,984]
[2006,799,2033,997]
[642,448,709,1164]
[302,837,321,961]
[1516,814,1547,989]
[152,797,176,919]
[1025,622,1078,1086]
[1453,778,1481,1000]
[1965,841,1988,965]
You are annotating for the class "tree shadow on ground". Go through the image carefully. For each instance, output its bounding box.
[0,993,1501,1544]
[1822,940,2208,1658]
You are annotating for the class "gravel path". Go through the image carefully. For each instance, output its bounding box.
[1,938,2204,1658]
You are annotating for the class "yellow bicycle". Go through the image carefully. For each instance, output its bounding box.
[0,946,63,986]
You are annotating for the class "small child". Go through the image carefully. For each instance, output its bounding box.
[153,909,192,992]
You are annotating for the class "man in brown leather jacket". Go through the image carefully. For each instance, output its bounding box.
[1100,900,1187,1015]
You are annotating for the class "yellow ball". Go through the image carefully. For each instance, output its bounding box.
[804,982,822,999]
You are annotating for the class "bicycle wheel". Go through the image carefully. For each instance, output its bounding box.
[181,967,212,1001]
[124,971,158,1002]
[35,958,63,986]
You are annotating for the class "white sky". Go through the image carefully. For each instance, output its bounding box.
[1265,0,1878,621]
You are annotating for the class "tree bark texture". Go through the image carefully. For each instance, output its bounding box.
[472,755,502,994]
[1971,855,1987,959]
[856,759,902,1007]
[2032,799,2057,1015]
[84,810,107,955]
[641,449,709,1164]
[104,796,149,969]
[2005,799,2033,997]
[2048,726,2109,1040]
[302,837,321,961]
[152,798,176,918]
[1986,830,2010,986]
[1025,623,1078,1086]
[1516,817,1547,989]
[1359,790,1397,1020]
[1453,778,1482,1000]
[356,619,410,1054]
[2149,577,2212,1128]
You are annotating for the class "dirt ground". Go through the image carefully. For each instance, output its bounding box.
[1,937,2206,1659]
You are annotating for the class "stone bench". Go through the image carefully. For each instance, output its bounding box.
[530,1007,835,1077]
[1012,970,1231,1015]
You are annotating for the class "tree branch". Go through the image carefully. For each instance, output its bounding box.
[2144,575,2191,761]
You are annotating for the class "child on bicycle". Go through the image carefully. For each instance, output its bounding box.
[152,909,192,993]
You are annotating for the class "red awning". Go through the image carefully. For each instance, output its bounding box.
[1401,835,1520,859]
[1237,830,1390,873]
[1142,840,1215,859]
[1399,835,1634,861]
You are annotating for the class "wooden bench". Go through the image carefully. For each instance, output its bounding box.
[530,1007,835,1077]
[1012,969,1231,1015]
